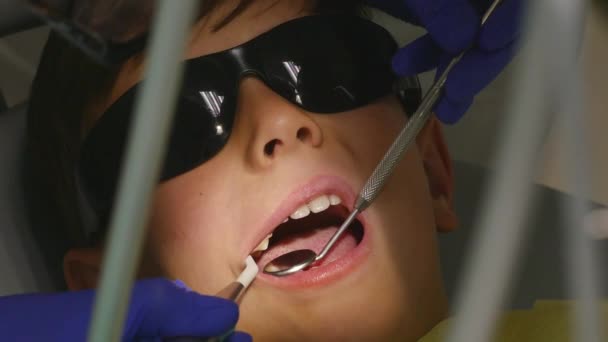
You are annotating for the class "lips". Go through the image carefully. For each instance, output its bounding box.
[244,175,371,288]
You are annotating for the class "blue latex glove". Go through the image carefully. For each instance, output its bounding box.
[368,0,523,124]
[0,278,251,342]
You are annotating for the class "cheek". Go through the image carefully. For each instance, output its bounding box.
[144,168,239,292]
[374,159,438,271]
[330,98,441,288]
[331,98,408,163]
[363,102,438,255]
[322,97,433,228]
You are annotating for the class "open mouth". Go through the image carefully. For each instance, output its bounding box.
[252,194,365,272]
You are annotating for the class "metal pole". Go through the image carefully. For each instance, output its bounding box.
[560,72,604,342]
[557,1,603,339]
[446,1,562,341]
[87,1,199,341]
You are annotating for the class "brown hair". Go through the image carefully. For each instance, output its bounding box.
[25,0,364,288]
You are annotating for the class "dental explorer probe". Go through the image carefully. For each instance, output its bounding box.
[166,256,259,342]
[263,0,503,277]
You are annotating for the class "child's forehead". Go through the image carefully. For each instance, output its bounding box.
[186,2,312,60]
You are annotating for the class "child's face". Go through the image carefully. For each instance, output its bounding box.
[66,1,458,340]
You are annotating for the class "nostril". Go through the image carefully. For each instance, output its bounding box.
[264,139,281,156]
[296,127,311,142]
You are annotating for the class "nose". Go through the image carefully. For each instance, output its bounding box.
[233,78,323,169]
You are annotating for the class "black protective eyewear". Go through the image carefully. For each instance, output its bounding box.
[77,14,422,230]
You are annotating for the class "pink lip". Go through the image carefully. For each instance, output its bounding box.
[242,174,372,288]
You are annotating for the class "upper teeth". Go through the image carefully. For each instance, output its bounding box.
[253,233,272,253]
[250,195,343,255]
[289,194,342,220]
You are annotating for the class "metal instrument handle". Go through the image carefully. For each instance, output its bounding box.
[356,0,502,211]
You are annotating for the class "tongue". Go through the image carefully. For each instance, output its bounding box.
[257,226,357,270]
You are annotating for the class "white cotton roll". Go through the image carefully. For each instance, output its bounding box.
[237,256,259,289]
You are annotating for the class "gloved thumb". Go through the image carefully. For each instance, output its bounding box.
[415,0,479,54]
[123,278,239,340]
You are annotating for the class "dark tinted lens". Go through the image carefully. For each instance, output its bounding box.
[162,92,234,181]
[161,56,235,180]
[263,16,397,113]
[79,57,235,217]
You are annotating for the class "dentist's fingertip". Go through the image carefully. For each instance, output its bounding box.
[392,35,442,76]
[172,279,191,291]
[224,331,253,342]
[424,1,479,54]
[479,0,523,51]
[434,97,471,125]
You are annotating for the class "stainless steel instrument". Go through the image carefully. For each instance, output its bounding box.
[263,0,503,277]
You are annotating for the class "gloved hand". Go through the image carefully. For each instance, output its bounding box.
[0,278,251,342]
[368,0,523,124]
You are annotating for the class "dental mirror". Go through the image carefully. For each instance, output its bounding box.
[264,209,359,276]
[263,0,501,277]
[263,249,317,276]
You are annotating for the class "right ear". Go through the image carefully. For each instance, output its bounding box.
[63,248,103,290]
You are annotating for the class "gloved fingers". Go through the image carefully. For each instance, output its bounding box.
[392,34,442,76]
[0,290,96,342]
[434,94,473,124]
[369,0,479,53]
[224,331,253,342]
[418,0,479,54]
[433,41,516,123]
[127,279,239,339]
[131,330,252,342]
[479,0,523,51]
[440,41,516,105]
[172,279,191,291]
[134,338,161,342]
